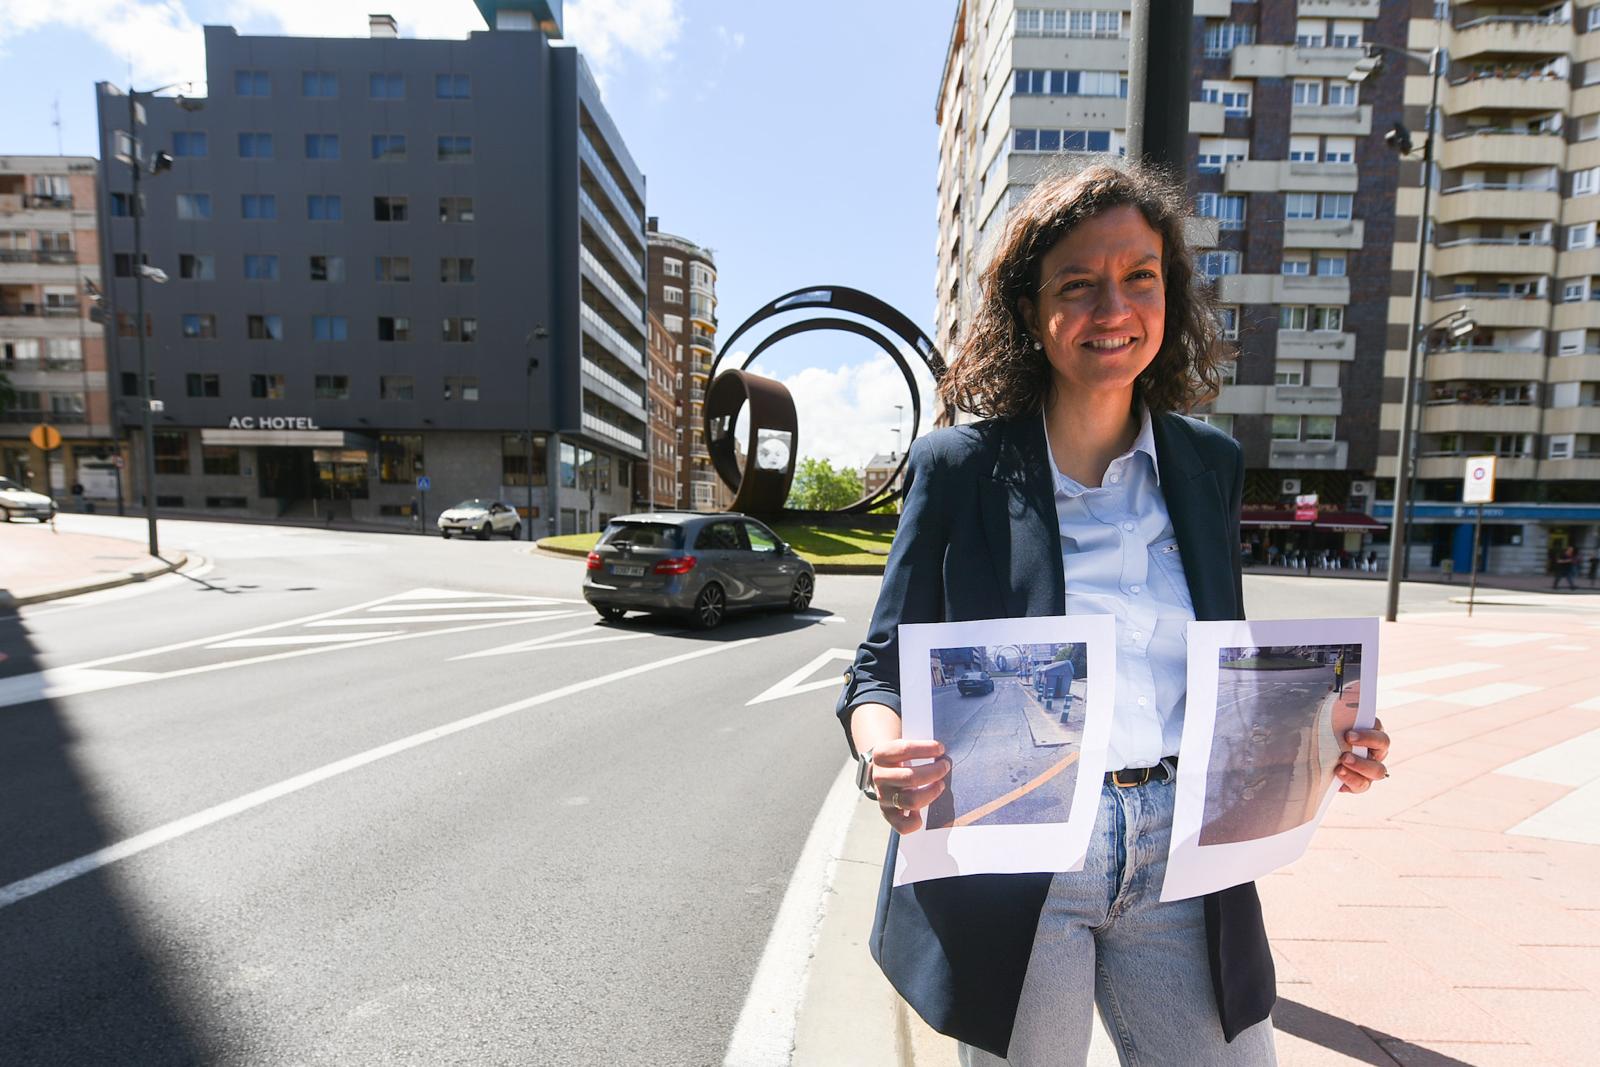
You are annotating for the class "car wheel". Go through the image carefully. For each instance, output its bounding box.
[509,523,521,540]
[0,507,10,522]
[596,606,626,621]
[476,522,492,541]
[789,572,814,612]
[691,583,726,630]
[441,529,451,539]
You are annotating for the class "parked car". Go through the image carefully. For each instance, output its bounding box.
[0,477,55,522]
[956,671,994,697]
[438,499,521,540]
[582,511,816,629]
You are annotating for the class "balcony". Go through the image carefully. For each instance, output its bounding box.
[0,249,79,266]
[581,411,644,452]
[1270,385,1343,416]
[0,194,75,212]
[578,188,644,279]
[1432,238,1554,278]
[689,330,715,351]
[580,357,647,417]
[1225,160,1357,194]
[1438,129,1565,170]
[1444,74,1570,117]
[1436,183,1559,224]
[579,246,645,327]
[1426,347,1546,382]
[1548,353,1600,383]
[0,408,85,426]
[1543,406,1600,435]
[1447,15,1574,60]
[1277,330,1356,361]
[1231,44,1366,80]
[578,132,645,229]
[0,260,84,285]
[1552,301,1600,332]
[1217,273,1350,305]
[1268,439,1349,469]
[1419,402,1541,435]
[1288,104,1371,136]
[1434,293,1549,330]
[1557,246,1600,279]
[579,302,646,372]
[1282,217,1364,249]
[1416,455,1536,479]
[1543,457,1600,479]
[1189,101,1225,135]
[1561,195,1600,228]
[1296,0,1380,15]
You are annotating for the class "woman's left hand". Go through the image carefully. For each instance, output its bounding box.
[1337,719,1390,793]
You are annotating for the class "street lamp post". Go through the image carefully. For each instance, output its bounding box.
[524,325,548,541]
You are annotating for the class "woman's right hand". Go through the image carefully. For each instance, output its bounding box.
[870,739,950,834]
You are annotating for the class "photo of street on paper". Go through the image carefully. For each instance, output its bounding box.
[923,642,1088,830]
[1199,643,1362,846]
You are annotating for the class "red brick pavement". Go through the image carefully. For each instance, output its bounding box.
[0,521,170,601]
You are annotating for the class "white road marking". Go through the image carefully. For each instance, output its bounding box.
[1506,781,1600,845]
[365,601,560,612]
[723,759,857,1067]
[1497,728,1600,788]
[1578,695,1600,710]
[0,667,159,705]
[1460,631,1561,648]
[0,636,762,911]
[450,624,657,660]
[305,611,568,625]
[746,649,856,706]
[206,633,405,648]
[502,633,655,652]
[388,587,585,604]
[1384,662,1499,689]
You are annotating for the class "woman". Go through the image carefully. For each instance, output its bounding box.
[835,162,1390,1065]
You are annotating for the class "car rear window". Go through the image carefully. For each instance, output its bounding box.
[601,523,683,550]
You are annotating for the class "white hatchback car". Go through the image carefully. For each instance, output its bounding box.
[438,499,522,540]
[0,477,55,522]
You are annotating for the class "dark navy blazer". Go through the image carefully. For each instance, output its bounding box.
[836,411,1275,1058]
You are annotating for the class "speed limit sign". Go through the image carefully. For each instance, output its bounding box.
[1462,456,1496,504]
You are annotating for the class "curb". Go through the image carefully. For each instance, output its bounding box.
[1,550,189,609]
[532,539,887,576]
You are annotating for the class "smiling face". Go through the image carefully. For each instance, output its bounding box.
[1019,204,1166,407]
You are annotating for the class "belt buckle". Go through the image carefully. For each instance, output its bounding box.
[1112,767,1151,788]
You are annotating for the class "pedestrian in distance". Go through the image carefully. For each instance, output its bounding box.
[837,162,1391,1066]
[1552,543,1579,591]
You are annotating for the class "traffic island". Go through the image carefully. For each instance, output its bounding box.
[0,522,187,607]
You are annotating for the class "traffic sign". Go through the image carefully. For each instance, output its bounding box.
[416,475,431,492]
[28,424,62,451]
[1462,455,1496,504]
[1294,492,1319,522]
[113,455,125,470]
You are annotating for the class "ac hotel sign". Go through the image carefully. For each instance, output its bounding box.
[225,416,323,431]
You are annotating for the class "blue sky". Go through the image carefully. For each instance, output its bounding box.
[0,0,951,468]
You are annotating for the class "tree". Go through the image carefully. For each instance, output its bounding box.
[785,457,863,510]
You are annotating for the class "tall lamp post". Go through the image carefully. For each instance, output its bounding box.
[524,324,548,540]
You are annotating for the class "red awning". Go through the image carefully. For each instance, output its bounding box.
[1240,509,1385,531]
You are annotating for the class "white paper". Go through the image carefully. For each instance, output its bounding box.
[892,614,1116,886]
[1162,617,1380,902]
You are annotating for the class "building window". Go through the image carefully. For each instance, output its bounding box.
[1012,128,1113,153]
[302,71,338,97]
[1275,361,1304,386]
[1200,80,1251,116]
[1215,305,1239,340]
[1323,136,1355,164]
[663,286,684,304]
[1202,21,1255,57]
[241,194,277,220]
[371,134,406,160]
[185,373,221,398]
[442,317,478,343]
[501,434,549,487]
[243,254,278,281]
[444,376,480,401]
[314,374,350,400]
[1312,306,1343,332]
[117,313,152,338]
[375,256,412,282]
[374,195,408,221]
[1570,223,1597,250]
[379,377,416,403]
[1316,252,1346,276]
[113,252,149,277]
[1196,192,1245,230]
[1288,135,1320,162]
[1196,138,1247,173]
[436,73,471,99]
[178,253,214,280]
[1320,193,1353,220]
[153,430,189,474]
[247,314,283,341]
[238,132,273,159]
[234,70,270,96]
[560,441,578,487]
[1330,20,1363,49]
[249,373,286,399]
[440,257,476,283]
[439,196,475,223]
[1292,81,1322,107]
[378,434,423,484]
[1271,415,1302,440]
[369,72,405,99]
[1285,192,1319,220]
[1575,169,1600,198]
[1281,254,1311,276]
[1326,81,1358,107]
[307,194,342,221]
[310,255,345,282]
[305,133,340,160]
[662,258,683,277]
[1015,69,1125,98]
[172,131,207,158]
[377,316,412,341]
[202,445,240,475]
[436,135,472,162]
[176,193,212,219]
[312,315,348,341]
[181,313,217,339]
[109,192,140,217]
[1305,416,1337,440]
[1196,251,1240,278]
[1295,18,1326,48]
[662,314,684,333]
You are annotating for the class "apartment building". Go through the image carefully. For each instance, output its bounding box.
[1378,0,1600,575]
[635,310,678,510]
[0,156,119,502]
[645,218,731,511]
[93,6,648,535]
[863,451,904,498]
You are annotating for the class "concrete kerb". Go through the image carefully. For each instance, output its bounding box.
[2,549,189,608]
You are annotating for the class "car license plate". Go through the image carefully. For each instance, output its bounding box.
[612,563,646,577]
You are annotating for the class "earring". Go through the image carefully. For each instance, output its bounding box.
[1033,339,1042,350]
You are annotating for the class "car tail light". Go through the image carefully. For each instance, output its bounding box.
[653,555,697,575]
[586,551,602,570]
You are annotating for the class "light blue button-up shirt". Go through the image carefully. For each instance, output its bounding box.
[1043,407,1195,769]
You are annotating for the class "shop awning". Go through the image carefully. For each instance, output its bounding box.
[1240,509,1386,531]
[200,428,371,447]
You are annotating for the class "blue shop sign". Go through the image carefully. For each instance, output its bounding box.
[1373,502,1600,522]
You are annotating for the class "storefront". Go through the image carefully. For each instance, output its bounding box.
[1240,507,1388,569]
[1373,501,1600,576]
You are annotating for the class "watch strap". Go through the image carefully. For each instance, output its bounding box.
[855,747,878,800]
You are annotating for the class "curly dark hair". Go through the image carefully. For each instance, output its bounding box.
[938,159,1231,418]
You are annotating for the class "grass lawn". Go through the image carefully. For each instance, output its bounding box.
[539,524,897,569]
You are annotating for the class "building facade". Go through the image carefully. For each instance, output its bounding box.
[645,218,731,511]
[863,450,904,499]
[636,310,678,511]
[93,6,648,535]
[0,156,120,503]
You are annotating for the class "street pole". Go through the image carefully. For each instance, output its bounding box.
[1125,0,1193,170]
[1384,45,1444,623]
[127,88,160,558]
[524,325,546,540]
[1467,502,1484,617]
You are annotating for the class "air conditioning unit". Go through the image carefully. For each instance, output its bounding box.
[1280,478,1301,495]
[1349,480,1374,498]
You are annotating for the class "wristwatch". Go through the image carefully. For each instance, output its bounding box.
[854,746,879,801]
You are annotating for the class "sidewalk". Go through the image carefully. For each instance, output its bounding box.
[0,520,186,606]
[793,611,1600,1065]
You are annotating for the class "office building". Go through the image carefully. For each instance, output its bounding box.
[94,5,648,534]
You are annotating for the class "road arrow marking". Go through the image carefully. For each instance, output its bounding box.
[746,648,856,706]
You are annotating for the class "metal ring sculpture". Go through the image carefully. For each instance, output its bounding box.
[705,286,944,516]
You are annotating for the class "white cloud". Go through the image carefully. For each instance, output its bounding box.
[770,359,940,473]
[0,0,206,91]
[562,0,682,82]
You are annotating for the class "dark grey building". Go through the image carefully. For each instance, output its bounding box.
[94,3,648,534]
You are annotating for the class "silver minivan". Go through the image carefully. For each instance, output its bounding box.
[582,512,816,628]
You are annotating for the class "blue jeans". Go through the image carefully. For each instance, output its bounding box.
[957,779,1277,1067]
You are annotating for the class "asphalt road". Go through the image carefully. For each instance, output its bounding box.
[1,516,1589,1064]
[930,677,1082,830]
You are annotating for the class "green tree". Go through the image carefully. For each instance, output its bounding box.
[785,457,863,510]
